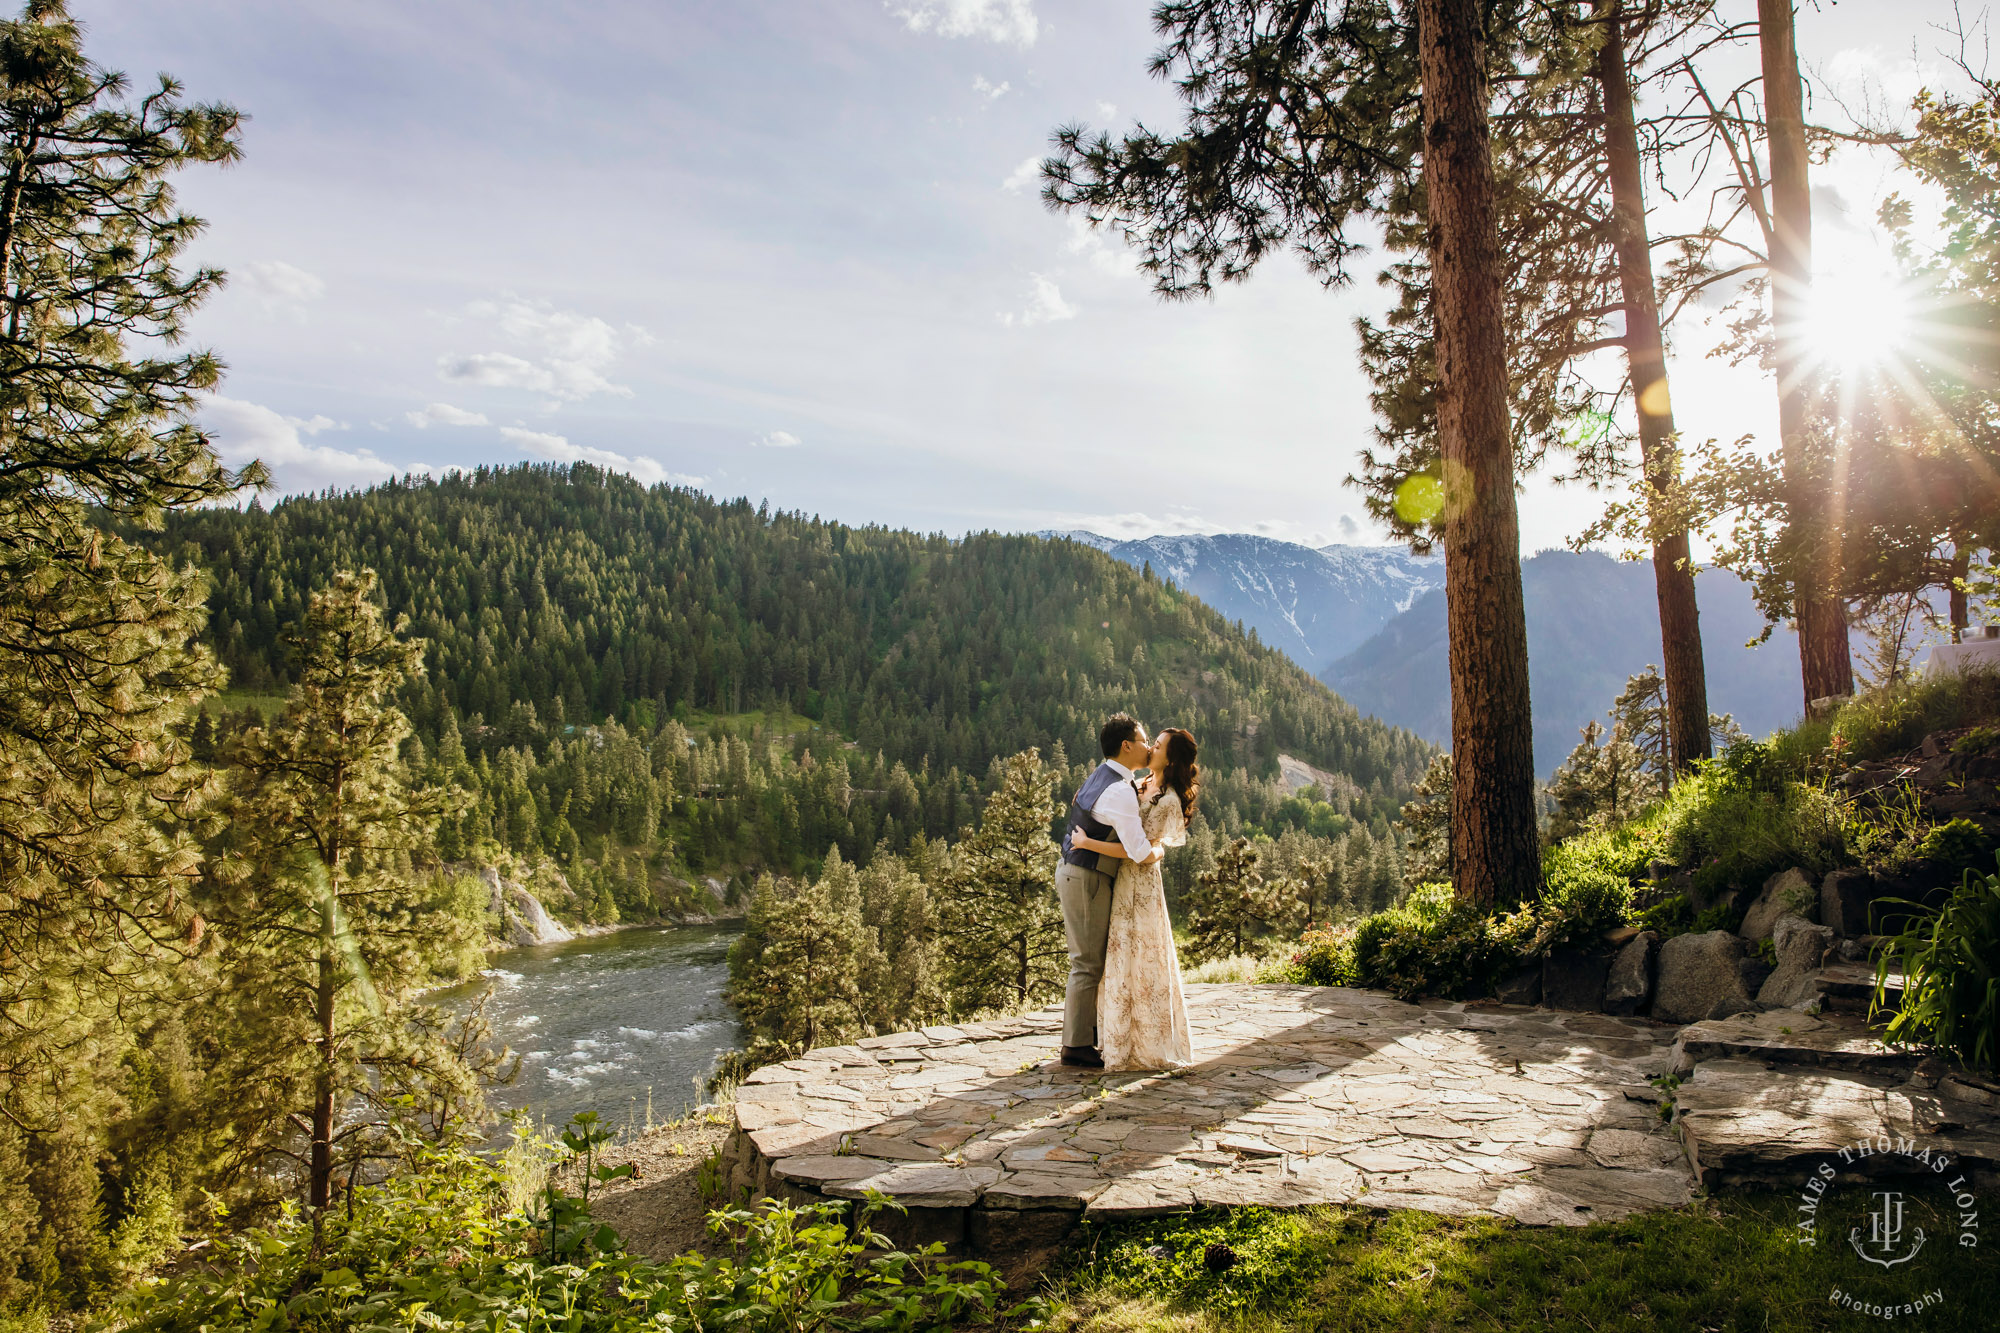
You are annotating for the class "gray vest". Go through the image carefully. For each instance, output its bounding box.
[1062,762,1133,872]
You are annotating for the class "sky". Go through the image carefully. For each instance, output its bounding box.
[76,0,1977,552]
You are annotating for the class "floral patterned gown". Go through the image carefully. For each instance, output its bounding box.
[1097,785,1193,1070]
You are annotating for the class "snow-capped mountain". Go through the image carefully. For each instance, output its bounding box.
[1321,550,1805,773]
[1047,531,1443,671]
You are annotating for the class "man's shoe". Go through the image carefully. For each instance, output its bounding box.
[1061,1045,1104,1068]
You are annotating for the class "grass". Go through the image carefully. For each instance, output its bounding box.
[1046,1195,2000,1332]
[202,687,286,718]
[1181,954,1269,984]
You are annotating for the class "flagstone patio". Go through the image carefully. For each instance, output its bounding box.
[719,983,1696,1266]
[718,982,2000,1271]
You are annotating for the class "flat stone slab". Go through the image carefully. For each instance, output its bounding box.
[1674,1057,2000,1188]
[1671,1009,1926,1077]
[723,984,1692,1230]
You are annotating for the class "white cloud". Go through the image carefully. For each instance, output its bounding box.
[1065,215,1136,275]
[750,430,802,448]
[500,426,702,488]
[239,259,326,306]
[1055,510,1219,541]
[1096,100,1117,120]
[889,0,1036,46]
[972,75,1010,100]
[998,273,1077,327]
[438,298,637,401]
[405,402,492,429]
[203,396,407,493]
[1002,155,1041,193]
[286,413,343,435]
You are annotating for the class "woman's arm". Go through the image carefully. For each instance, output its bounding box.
[1068,831,1126,859]
[1071,830,1163,865]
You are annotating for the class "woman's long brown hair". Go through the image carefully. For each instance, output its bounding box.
[1154,727,1200,821]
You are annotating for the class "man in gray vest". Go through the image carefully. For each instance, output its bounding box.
[1056,713,1161,1068]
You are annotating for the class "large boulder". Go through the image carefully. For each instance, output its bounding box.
[1819,868,1876,938]
[1542,948,1613,1012]
[1603,930,1661,1016]
[1654,930,1759,1024]
[1757,913,1837,1009]
[1740,868,1818,941]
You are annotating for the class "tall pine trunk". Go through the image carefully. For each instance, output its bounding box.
[1596,0,1711,774]
[311,883,337,1211]
[1417,0,1544,909]
[1759,0,1852,709]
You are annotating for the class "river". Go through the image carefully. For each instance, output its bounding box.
[436,923,745,1131]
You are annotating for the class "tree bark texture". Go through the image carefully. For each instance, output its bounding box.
[1417,0,1544,909]
[1759,0,1853,709]
[1595,1,1712,773]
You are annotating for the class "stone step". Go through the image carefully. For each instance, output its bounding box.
[1816,961,1905,1016]
[1672,1057,2000,1189]
[1670,1009,1921,1078]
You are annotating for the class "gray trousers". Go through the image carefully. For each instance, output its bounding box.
[1056,859,1114,1048]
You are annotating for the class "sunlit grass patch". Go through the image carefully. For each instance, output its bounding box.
[1048,1195,2000,1333]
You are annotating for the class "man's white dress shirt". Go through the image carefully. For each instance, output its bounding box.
[1089,760,1155,863]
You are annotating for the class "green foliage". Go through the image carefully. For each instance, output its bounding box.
[1827,670,2000,767]
[1350,883,1534,1001]
[1633,893,1693,938]
[1393,752,1451,888]
[203,570,494,1208]
[1544,718,1658,845]
[1183,836,1272,965]
[1056,1193,2000,1332]
[1874,861,2000,1070]
[1536,841,1638,954]
[940,749,1066,1013]
[1652,757,1843,904]
[126,1120,1010,1333]
[1087,1208,1331,1319]
[1279,923,1360,987]
[1956,723,2000,756]
[728,855,875,1054]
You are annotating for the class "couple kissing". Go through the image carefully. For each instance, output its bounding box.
[1055,713,1199,1071]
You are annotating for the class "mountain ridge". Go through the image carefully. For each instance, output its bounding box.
[1046,530,1443,670]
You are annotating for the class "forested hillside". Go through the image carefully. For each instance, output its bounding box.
[154,464,1433,916]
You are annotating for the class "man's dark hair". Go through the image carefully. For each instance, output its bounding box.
[1099,713,1142,759]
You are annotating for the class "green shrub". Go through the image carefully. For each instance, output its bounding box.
[1874,861,2000,1071]
[125,1127,1011,1333]
[1634,893,1693,938]
[1083,1207,1332,1318]
[1953,724,2000,757]
[1919,819,1997,878]
[1829,671,2000,766]
[1281,924,1359,986]
[1350,885,1534,1001]
[1653,763,1843,905]
[1537,833,1643,953]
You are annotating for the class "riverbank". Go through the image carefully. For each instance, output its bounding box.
[589,1113,737,1260]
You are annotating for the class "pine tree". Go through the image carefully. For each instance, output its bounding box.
[210,571,478,1210]
[726,852,874,1052]
[1395,752,1453,888]
[940,749,1065,1014]
[0,0,249,1196]
[1184,836,1272,965]
[1044,0,1542,908]
[1544,718,1656,842]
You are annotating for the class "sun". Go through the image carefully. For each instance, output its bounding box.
[1798,262,1914,370]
